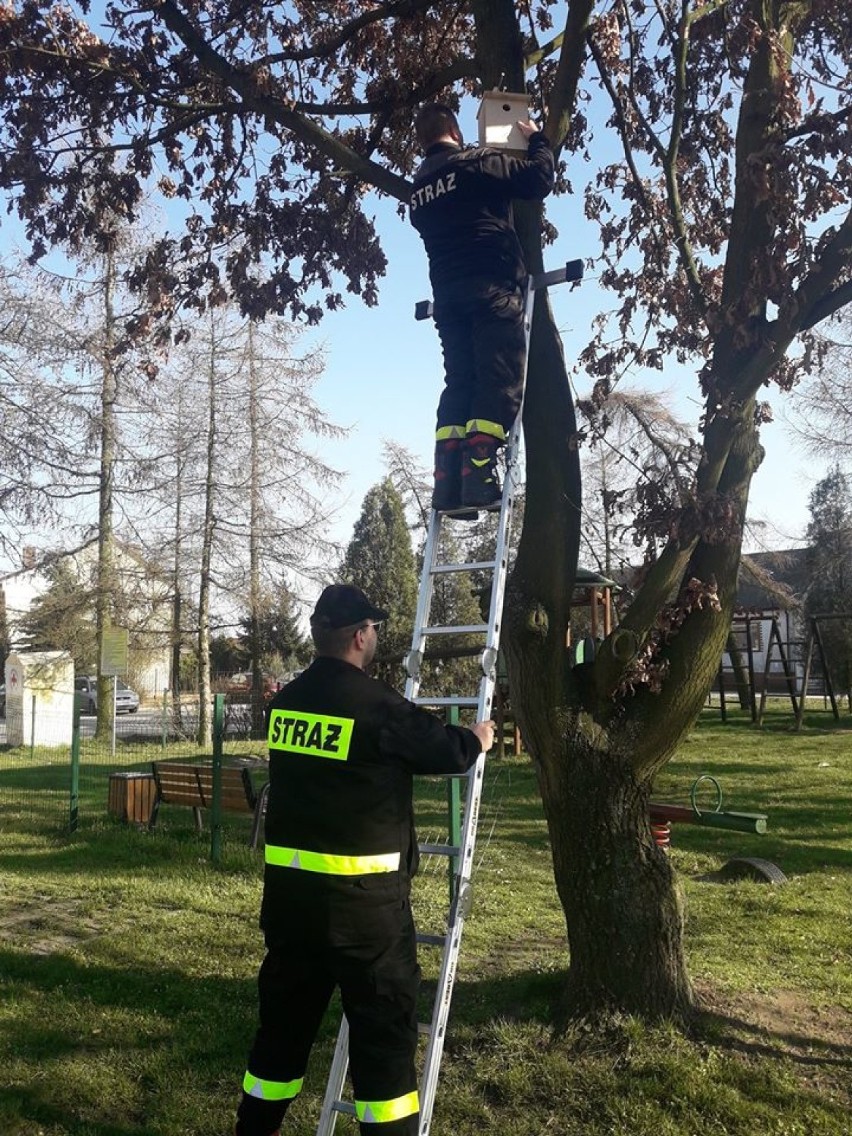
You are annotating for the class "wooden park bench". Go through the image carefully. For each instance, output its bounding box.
[149,760,269,849]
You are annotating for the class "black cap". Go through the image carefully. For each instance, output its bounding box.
[310,584,389,630]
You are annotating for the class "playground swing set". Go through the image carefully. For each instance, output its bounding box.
[715,611,850,730]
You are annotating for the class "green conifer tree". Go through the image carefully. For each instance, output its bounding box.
[342,478,417,685]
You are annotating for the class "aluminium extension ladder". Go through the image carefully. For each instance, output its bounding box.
[317,258,582,1136]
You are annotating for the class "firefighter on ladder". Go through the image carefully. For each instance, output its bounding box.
[409,103,555,512]
[236,584,494,1136]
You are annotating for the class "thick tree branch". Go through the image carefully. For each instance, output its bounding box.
[257,0,433,66]
[800,280,852,330]
[285,57,479,117]
[593,538,698,701]
[794,209,852,330]
[469,0,525,88]
[783,103,852,141]
[155,0,412,201]
[544,0,595,153]
[525,29,564,71]
[688,0,735,24]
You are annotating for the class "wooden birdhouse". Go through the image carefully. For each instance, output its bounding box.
[476,89,531,153]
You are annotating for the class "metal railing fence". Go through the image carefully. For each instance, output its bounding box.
[0,692,267,850]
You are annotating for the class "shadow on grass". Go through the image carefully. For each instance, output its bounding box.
[0,1091,141,1136]
[0,819,261,875]
[3,940,849,1134]
[698,1006,852,1070]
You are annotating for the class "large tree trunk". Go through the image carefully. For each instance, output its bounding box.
[543,744,691,1019]
[506,296,765,1019]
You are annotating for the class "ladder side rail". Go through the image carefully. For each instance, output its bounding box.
[418,668,497,1134]
[417,749,487,1134]
[505,276,537,471]
[315,1016,350,1135]
[482,486,517,658]
[405,510,446,703]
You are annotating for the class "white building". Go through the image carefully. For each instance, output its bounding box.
[1,539,171,698]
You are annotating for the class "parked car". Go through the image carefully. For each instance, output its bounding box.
[74,675,140,714]
[225,671,279,701]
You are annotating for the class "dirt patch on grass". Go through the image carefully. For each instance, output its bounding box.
[0,895,102,955]
[696,980,852,1106]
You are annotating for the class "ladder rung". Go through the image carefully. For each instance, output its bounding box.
[332,1101,357,1117]
[431,560,496,575]
[416,932,447,947]
[419,842,461,857]
[422,624,488,635]
[413,696,478,707]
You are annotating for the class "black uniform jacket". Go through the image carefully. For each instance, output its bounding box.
[260,655,481,933]
[409,133,555,293]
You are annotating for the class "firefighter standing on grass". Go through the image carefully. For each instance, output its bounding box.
[409,103,555,512]
[236,584,494,1136]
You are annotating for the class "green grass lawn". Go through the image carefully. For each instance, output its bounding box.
[0,708,850,1135]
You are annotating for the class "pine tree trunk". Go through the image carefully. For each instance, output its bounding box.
[170,413,184,732]
[95,244,117,742]
[197,318,217,749]
[247,324,264,739]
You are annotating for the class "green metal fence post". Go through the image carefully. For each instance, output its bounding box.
[29,694,36,762]
[161,689,168,752]
[211,694,224,864]
[69,694,81,834]
[446,706,462,906]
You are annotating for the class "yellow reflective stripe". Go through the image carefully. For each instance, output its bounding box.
[265,845,401,875]
[355,1090,420,1123]
[466,419,506,441]
[435,424,465,441]
[242,1071,303,1101]
[268,709,354,760]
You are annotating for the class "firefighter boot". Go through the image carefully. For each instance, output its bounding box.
[461,433,502,509]
[432,438,463,511]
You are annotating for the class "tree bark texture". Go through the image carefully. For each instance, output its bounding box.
[540,734,691,1020]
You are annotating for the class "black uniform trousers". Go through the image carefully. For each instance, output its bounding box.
[237,874,421,1136]
[432,279,527,441]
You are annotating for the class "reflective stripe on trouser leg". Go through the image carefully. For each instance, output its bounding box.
[355,1090,420,1124]
[435,424,465,441]
[242,1072,304,1101]
[465,418,506,441]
